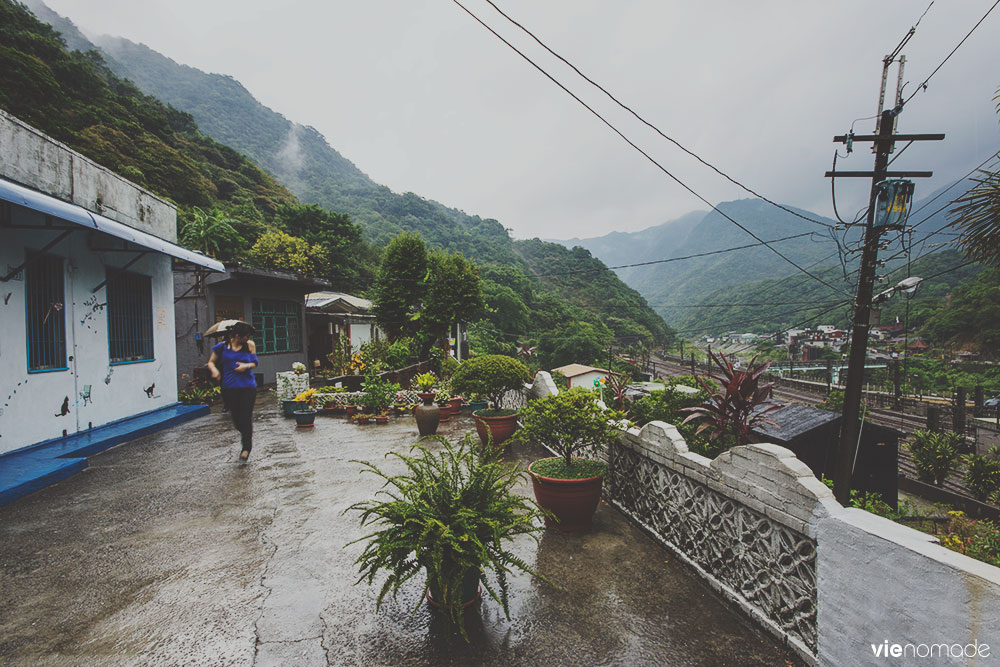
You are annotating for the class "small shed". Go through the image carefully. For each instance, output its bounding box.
[752,403,901,506]
[551,364,610,390]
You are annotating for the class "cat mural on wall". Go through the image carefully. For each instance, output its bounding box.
[55,396,70,417]
[144,383,156,398]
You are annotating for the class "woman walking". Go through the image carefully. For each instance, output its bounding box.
[207,321,258,462]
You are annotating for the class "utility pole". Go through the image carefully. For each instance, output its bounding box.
[827,108,942,505]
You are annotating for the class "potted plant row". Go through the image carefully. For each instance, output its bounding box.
[347,434,548,638]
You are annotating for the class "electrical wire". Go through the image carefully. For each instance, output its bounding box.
[530,231,817,277]
[451,0,852,298]
[479,0,835,231]
[901,0,1000,106]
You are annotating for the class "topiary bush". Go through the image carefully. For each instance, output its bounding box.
[514,387,622,478]
[450,354,530,414]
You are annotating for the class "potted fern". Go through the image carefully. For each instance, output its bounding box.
[347,434,547,638]
[450,355,530,447]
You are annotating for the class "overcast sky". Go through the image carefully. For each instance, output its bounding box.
[43,0,1000,240]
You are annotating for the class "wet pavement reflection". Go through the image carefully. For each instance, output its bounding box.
[0,399,803,665]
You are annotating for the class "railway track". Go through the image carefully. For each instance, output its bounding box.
[646,356,988,506]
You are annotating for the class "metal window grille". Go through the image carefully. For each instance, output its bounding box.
[251,299,301,354]
[26,254,67,371]
[107,271,154,364]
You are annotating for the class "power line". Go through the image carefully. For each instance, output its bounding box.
[902,0,1000,106]
[451,0,852,298]
[532,231,817,277]
[479,0,835,231]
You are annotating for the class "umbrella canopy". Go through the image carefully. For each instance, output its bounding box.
[205,319,254,338]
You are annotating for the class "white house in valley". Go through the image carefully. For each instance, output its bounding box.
[0,110,223,455]
[551,363,611,390]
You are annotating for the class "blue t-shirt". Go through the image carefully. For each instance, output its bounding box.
[213,341,259,389]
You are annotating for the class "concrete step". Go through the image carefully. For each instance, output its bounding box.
[0,403,209,506]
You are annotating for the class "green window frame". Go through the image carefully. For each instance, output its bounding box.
[252,299,301,354]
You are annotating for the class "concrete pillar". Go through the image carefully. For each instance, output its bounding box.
[954,387,967,436]
[927,406,941,432]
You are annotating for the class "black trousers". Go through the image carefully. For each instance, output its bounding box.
[222,387,256,452]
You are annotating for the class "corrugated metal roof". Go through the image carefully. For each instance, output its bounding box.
[0,177,224,272]
[753,403,841,442]
[552,363,609,378]
[305,291,372,312]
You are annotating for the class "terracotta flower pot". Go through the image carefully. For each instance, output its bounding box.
[374,414,389,424]
[528,458,604,534]
[355,415,371,425]
[473,410,519,448]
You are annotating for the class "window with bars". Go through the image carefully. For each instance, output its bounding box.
[26,254,67,372]
[107,271,154,364]
[252,299,301,354]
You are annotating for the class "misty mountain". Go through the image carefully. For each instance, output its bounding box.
[86,33,522,266]
[557,179,970,328]
[14,0,673,345]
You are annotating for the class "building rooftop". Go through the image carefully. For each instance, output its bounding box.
[551,363,609,378]
[305,290,373,313]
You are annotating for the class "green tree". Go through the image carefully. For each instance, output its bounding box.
[948,88,1000,266]
[246,230,328,275]
[537,321,614,370]
[178,206,243,259]
[372,231,427,341]
[418,249,485,350]
[276,203,373,288]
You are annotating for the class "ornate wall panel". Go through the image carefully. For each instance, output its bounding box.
[608,443,817,652]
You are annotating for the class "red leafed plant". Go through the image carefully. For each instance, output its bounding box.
[680,350,780,449]
[603,371,631,411]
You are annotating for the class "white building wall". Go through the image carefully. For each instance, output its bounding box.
[0,214,177,454]
[0,111,180,455]
[350,318,373,349]
[0,109,176,240]
[567,370,606,390]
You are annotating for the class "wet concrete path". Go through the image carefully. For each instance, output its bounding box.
[0,400,803,666]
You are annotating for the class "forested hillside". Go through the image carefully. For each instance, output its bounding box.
[675,249,991,350]
[562,184,968,328]
[5,0,674,362]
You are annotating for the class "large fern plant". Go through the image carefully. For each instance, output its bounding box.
[347,434,547,638]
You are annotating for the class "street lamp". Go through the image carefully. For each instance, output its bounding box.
[872,276,923,305]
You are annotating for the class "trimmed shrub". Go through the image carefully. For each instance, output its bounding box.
[450,355,530,411]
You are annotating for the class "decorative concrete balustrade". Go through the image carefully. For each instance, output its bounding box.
[519,372,1000,666]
